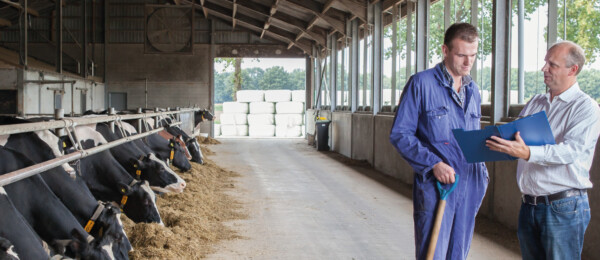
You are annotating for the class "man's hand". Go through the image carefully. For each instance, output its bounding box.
[485,131,531,160]
[432,161,456,184]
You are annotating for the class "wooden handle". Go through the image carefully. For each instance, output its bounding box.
[426,200,446,260]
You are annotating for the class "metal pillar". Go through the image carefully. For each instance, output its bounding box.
[372,1,382,115]
[444,0,451,30]
[350,19,359,113]
[391,5,398,110]
[517,0,524,104]
[406,1,413,80]
[415,0,429,72]
[330,34,337,111]
[19,0,28,68]
[470,0,478,82]
[491,0,512,123]
[82,0,88,78]
[547,0,558,48]
[55,0,62,73]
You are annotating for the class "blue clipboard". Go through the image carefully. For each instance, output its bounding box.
[452,111,555,163]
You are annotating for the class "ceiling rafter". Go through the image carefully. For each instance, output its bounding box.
[260,0,280,39]
[0,0,40,17]
[227,0,325,47]
[232,0,237,30]
[283,0,345,35]
[336,0,367,22]
[202,2,310,54]
[199,0,209,19]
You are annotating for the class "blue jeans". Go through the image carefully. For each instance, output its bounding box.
[517,194,591,260]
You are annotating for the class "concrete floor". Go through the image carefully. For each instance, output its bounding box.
[207,139,521,260]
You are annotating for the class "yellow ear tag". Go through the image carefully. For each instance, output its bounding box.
[136,170,141,177]
[170,150,174,160]
[170,142,174,147]
[121,188,126,194]
[84,220,95,233]
[133,164,138,168]
[121,195,128,206]
[63,142,67,148]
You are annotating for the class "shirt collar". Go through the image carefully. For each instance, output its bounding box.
[544,82,580,103]
[439,62,472,89]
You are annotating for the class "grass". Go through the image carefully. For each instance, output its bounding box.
[215,103,223,112]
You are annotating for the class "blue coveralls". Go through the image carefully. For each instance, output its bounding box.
[390,63,489,260]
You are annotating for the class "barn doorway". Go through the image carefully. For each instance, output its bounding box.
[213,58,306,138]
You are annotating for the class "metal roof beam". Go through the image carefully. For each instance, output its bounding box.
[0,0,39,16]
[284,0,345,35]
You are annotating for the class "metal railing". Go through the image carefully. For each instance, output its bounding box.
[0,107,199,187]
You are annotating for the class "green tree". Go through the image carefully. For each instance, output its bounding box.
[290,68,306,90]
[259,66,293,90]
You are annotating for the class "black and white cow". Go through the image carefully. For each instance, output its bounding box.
[132,118,191,172]
[0,187,47,260]
[89,122,186,193]
[194,109,214,126]
[0,147,114,259]
[159,117,205,164]
[71,125,163,225]
[0,117,131,259]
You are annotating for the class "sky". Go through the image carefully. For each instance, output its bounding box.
[214,58,306,73]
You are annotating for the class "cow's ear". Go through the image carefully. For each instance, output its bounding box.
[118,183,131,195]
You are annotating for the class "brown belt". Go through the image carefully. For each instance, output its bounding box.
[522,189,587,205]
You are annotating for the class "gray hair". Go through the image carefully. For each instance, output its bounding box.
[549,40,586,75]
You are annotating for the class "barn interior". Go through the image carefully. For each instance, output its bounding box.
[0,0,599,259]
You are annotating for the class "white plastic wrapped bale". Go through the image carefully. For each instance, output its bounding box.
[220,125,248,136]
[275,114,303,126]
[276,125,302,137]
[264,90,291,102]
[236,90,265,102]
[249,125,275,137]
[222,102,249,114]
[219,113,248,125]
[291,90,306,102]
[214,124,221,136]
[247,114,275,125]
[276,102,304,114]
[249,102,275,114]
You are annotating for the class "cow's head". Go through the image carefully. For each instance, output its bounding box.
[118,180,162,224]
[169,138,191,172]
[60,228,115,260]
[186,138,204,164]
[132,154,186,193]
[95,203,132,258]
[194,109,214,126]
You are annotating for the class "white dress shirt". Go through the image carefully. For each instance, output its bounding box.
[517,82,600,196]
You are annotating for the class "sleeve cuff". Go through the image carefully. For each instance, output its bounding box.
[420,159,442,176]
[527,145,544,162]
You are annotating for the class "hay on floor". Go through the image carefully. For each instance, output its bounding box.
[122,145,246,259]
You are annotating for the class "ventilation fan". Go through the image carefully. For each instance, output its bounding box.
[145,5,193,54]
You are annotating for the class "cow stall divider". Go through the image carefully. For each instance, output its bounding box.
[0,107,201,187]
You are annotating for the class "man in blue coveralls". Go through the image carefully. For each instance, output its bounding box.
[390,23,488,259]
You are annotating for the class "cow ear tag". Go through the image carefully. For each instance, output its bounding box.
[63,141,67,148]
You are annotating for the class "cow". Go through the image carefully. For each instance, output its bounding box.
[70,125,163,225]
[0,117,131,258]
[131,118,191,172]
[0,187,48,260]
[0,146,115,259]
[88,121,186,193]
[159,117,205,164]
[194,109,214,126]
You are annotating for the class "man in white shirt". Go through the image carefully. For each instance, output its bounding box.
[486,41,600,259]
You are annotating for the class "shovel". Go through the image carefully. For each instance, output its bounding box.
[426,174,459,260]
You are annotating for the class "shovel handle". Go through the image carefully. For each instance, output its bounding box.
[425,174,459,260]
[426,200,447,260]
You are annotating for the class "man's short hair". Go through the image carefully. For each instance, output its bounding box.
[549,41,586,75]
[444,23,479,49]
